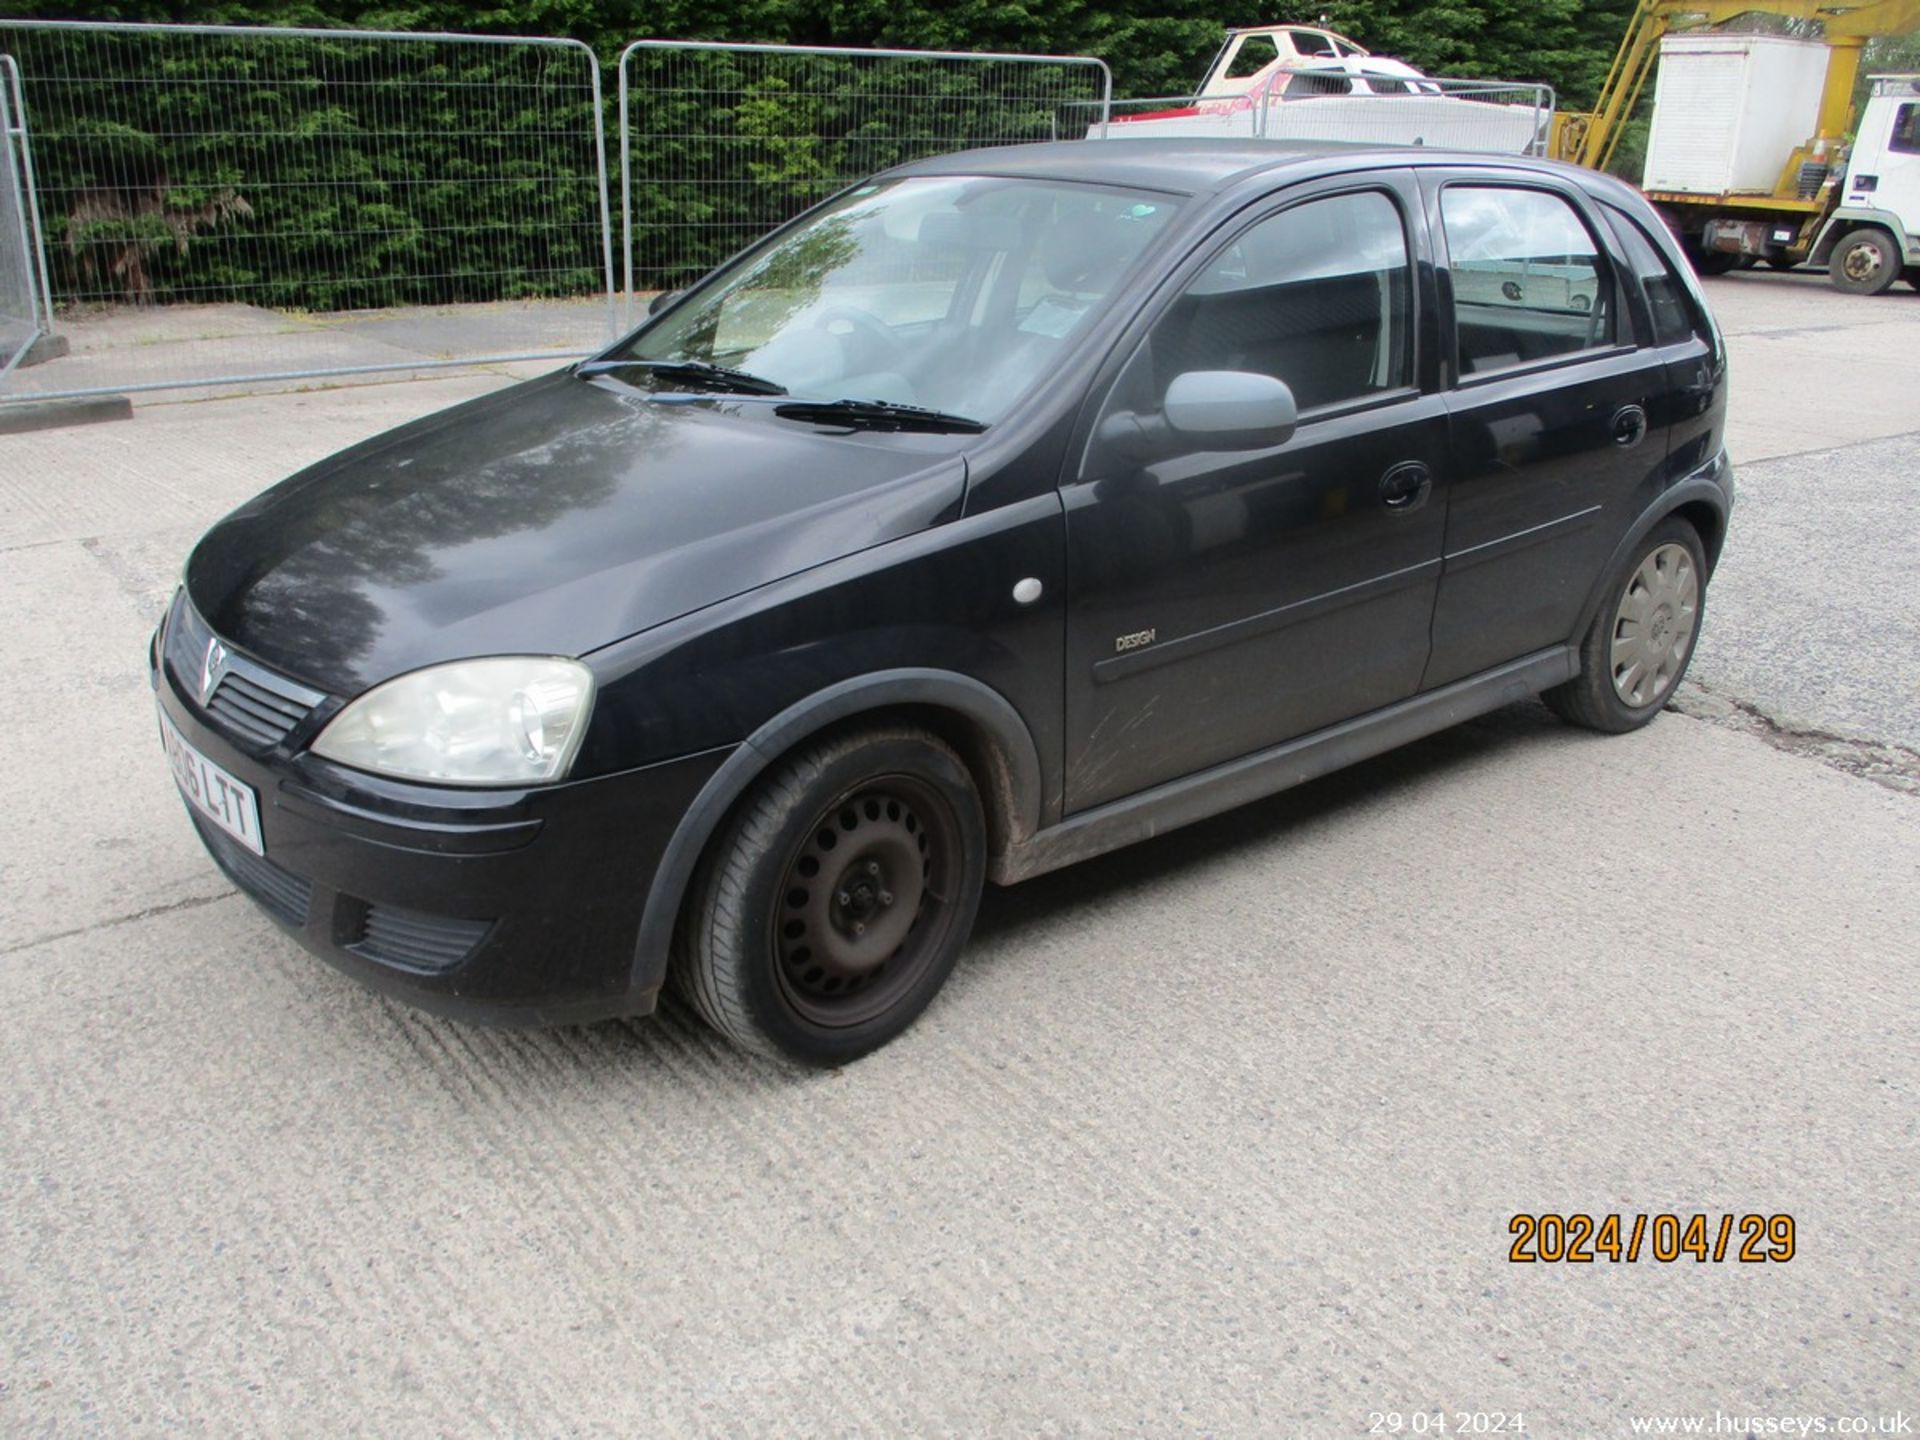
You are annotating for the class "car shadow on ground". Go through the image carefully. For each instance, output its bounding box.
[298,697,1605,1100]
[966,698,1571,950]
[461,697,1594,1083]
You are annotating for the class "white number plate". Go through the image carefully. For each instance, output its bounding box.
[159,707,264,855]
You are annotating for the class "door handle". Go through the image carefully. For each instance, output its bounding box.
[1611,404,1649,449]
[1379,461,1433,513]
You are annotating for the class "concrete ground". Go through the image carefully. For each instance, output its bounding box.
[0,272,1916,1436]
[1,295,619,404]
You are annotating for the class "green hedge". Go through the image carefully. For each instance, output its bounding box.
[3,0,1640,311]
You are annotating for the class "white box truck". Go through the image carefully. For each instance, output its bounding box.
[1643,33,1830,194]
[1559,0,1920,293]
[1634,36,1918,293]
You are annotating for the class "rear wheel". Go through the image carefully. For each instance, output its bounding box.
[1690,247,1739,276]
[1828,228,1901,295]
[674,725,986,1065]
[1544,517,1707,734]
[1765,254,1798,272]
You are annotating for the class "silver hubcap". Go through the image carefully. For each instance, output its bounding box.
[1610,543,1698,708]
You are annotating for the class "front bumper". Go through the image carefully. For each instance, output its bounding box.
[151,631,730,1026]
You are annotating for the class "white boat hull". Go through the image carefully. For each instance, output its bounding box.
[1096,94,1544,155]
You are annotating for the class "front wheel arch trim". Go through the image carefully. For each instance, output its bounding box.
[626,669,1043,1000]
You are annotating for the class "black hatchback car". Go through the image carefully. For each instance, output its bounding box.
[153,139,1731,1064]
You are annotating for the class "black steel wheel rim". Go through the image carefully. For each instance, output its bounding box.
[770,774,963,1028]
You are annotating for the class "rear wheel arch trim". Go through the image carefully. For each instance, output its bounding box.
[627,669,1043,998]
[1571,477,1729,644]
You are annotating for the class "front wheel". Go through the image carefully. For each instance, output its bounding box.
[1544,518,1707,734]
[674,725,987,1065]
[1828,228,1901,295]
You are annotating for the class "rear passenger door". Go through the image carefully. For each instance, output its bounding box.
[1599,200,1727,481]
[1421,173,1671,688]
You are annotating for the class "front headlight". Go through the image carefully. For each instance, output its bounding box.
[311,657,595,786]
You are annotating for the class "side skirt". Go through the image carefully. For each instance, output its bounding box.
[992,646,1577,885]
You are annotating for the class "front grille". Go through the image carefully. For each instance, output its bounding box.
[207,669,313,748]
[163,591,326,751]
[351,903,491,971]
[193,816,312,928]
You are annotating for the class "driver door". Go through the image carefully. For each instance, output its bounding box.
[1060,172,1450,812]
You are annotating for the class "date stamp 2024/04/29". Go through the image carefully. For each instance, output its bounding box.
[1508,1213,1796,1264]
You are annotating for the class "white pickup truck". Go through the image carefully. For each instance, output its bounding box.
[1094,23,1550,156]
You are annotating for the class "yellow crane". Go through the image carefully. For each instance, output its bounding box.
[1554,0,1920,289]
[1566,0,1920,170]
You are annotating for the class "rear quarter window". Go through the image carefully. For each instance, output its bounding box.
[1602,202,1704,348]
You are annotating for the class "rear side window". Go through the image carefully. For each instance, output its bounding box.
[1441,185,1614,375]
[1289,29,1338,57]
[1892,102,1920,155]
[1603,203,1702,347]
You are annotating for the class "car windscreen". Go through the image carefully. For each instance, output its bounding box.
[610,176,1182,425]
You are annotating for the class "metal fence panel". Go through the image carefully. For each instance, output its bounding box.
[618,40,1112,322]
[0,21,617,403]
[0,57,43,383]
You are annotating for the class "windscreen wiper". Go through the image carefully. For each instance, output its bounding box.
[577,357,788,397]
[773,398,987,434]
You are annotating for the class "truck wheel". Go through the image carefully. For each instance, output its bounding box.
[1692,250,1739,276]
[1766,255,1798,272]
[674,725,987,1066]
[1544,517,1706,734]
[1828,228,1900,295]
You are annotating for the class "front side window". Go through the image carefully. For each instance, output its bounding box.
[1441,185,1614,375]
[1289,29,1338,57]
[1096,188,1413,438]
[1891,102,1920,155]
[615,176,1179,424]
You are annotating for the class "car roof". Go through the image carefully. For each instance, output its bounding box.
[892,138,1392,196]
[889,138,1604,202]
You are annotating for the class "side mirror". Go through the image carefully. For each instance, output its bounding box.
[1163,370,1298,450]
[648,289,681,317]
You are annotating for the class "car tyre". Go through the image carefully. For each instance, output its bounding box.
[1828,228,1901,295]
[1544,517,1707,734]
[674,725,987,1065]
